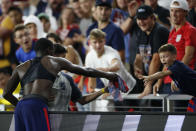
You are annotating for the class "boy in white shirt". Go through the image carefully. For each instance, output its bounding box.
[84,28,136,111]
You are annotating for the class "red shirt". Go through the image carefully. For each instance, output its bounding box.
[164,22,196,84]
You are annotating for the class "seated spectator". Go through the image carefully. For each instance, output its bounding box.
[13,24,36,63]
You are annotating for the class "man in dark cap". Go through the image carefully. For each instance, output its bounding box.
[133,5,169,98]
[86,0,125,62]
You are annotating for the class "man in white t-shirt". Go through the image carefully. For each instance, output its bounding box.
[84,28,136,111]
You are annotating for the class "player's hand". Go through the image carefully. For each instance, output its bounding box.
[108,72,119,82]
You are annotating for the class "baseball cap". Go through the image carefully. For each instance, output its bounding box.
[170,0,189,11]
[95,0,113,8]
[37,13,49,21]
[136,5,154,19]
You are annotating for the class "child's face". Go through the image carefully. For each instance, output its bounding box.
[25,23,37,39]
[159,51,176,67]
[14,29,32,53]
[90,38,105,57]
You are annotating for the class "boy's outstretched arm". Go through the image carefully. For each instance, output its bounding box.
[138,70,172,97]
[141,70,172,84]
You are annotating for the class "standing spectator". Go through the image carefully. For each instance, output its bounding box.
[56,7,85,63]
[12,0,30,17]
[144,0,171,29]
[120,0,143,76]
[35,0,63,31]
[187,0,196,27]
[86,0,125,62]
[158,0,173,10]
[111,0,131,70]
[83,29,136,111]
[0,0,13,22]
[35,0,65,20]
[13,24,36,63]
[56,7,81,46]
[78,0,94,36]
[159,0,196,96]
[70,0,85,20]
[38,13,52,33]
[0,6,23,71]
[133,5,169,98]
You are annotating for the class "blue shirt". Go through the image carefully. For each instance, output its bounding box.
[168,60,196,97]
[15,43,36,63]
[86,21,125,51]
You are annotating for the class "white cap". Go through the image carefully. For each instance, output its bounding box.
[170,0,189,11]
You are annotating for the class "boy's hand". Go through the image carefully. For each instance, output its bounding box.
[153,81,162,96]
[138,84,152,98]
[171,81,179,92]
[138,75,152,87]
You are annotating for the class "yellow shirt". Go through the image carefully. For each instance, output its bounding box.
[0,16,15,68]
[0,83,21,111]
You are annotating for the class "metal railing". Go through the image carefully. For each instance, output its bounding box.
[0,94,193,112]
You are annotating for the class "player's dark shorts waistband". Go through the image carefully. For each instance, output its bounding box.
[22,94,48,105]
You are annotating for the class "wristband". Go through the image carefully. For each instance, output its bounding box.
[101,88,105,93]
[129,15,135,20]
